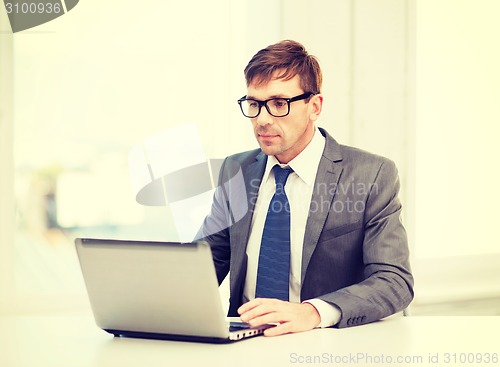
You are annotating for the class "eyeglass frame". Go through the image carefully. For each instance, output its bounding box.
[237,91,315,118]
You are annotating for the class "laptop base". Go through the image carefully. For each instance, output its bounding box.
[104,328,266,344]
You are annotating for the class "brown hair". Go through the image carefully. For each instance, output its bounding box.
[244,40,322,94]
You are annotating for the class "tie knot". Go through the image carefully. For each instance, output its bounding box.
[272,165,294,188]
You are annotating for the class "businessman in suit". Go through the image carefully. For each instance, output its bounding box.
[197,40,413,336]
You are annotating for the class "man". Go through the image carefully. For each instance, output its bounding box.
[197,40,413,336]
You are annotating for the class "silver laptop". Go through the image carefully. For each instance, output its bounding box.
[75,238,273,343]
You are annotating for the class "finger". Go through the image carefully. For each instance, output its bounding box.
[239,299,282,322]
[237,298,265,315]
[240,305,274,324]
[264,322,293,337]
[246,310,289,327]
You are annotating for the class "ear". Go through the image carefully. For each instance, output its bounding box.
[309,94,323,122]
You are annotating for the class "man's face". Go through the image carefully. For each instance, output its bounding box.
[247,74,322,164]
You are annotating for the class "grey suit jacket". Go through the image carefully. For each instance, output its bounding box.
[198,127,414,328]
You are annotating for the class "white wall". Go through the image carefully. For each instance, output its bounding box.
[0,9,15,314]
[414,0,500,303]
[416,0,500,257]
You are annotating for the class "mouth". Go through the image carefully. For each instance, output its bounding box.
[259,134,278,138]
[257,134,280,145]
[257,131,280,139]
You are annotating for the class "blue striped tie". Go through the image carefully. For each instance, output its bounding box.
[255,165,293,301]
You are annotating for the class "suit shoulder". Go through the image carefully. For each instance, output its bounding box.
[225,148,262,166]
[338,144,398,178]
[321,128,395,171]
[215,148,263,179]
[339,144,395,166]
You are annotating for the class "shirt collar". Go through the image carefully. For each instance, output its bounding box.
[262,127,326,186]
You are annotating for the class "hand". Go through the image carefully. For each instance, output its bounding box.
[237,298,321,336]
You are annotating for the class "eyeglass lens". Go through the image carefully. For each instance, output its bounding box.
[241,98,289,118]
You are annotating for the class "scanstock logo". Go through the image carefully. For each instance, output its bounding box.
[128,124,248,241]
[3,0,79,33]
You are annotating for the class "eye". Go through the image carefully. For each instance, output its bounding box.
[247,100,259,108]
[272,99,287,109]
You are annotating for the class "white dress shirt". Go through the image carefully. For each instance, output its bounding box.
[242,127,341,327]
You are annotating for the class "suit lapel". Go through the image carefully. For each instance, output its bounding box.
[301,129,343,286]
[229,152,267,298]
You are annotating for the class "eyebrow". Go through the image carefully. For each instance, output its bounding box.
[245,94,288,100]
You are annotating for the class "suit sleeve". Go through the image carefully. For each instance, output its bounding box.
[318,159,414,328]
[194,158,232,285]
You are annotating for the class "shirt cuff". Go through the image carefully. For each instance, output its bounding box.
[303,299,342,328]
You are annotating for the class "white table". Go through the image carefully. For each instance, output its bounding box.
[0,312,498,367]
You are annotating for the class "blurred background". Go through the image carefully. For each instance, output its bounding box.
[1,0,499,315]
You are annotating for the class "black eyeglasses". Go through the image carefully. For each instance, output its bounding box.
[237,92,314,118]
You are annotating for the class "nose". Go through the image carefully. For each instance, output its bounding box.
[254,106,273,127]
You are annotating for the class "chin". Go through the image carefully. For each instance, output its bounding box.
[260,146,278,156]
